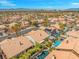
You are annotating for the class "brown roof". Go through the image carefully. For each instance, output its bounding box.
[45,50,79,59]
[66,31,79,38]
[57,36,79,53]
[27,30,48,43]
[57,37,78,50]
[55,37,79,58]
[0,36,33,59]
[48,25,60,30]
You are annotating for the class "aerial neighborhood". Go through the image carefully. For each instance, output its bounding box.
[0,9,79,59]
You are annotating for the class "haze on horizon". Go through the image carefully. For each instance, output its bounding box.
[0,0,79,9]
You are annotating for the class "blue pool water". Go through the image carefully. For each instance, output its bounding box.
[37,51,49,59]
[52,40,61,48]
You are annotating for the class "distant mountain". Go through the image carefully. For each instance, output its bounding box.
[2,8,79,12]
[0,8,34,11]
[0,8,60,12]
[65,8,79,11]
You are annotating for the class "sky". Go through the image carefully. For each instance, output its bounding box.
[0,0,79,9]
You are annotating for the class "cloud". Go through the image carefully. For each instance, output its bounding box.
[0,0,16,6]
[72,3,79,6]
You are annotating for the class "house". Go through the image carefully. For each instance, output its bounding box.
[75,20,79,30]
[66,31,79,38]
[21,21,30,29]
[76,24,79,30]
[11,15,21,21]
[37,19,44,24]
[45,50,79,59]
[76,20,79,24]
[0,25,6,30]
[58,17,65,21]
[50,24,61,30]
[0,25,8,37]
[56,37,78,49]
[27,30,49,43]
[0,36,33,59]
[56,36,79,56]
[49,18,58,24]
[45,36,79,59]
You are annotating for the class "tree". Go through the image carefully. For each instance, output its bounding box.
[59,22,65,30]
[43,18,49,26]
[9,22,21,32]
[9,22,21,36]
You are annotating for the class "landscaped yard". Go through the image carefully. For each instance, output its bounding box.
[10,37,53,59]
[10,42,42,59]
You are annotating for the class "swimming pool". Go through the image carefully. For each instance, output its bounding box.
[37,50,49,59]
[37,40,61,59]
[51,40,61,48]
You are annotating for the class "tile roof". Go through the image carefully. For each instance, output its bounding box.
[27,30,48,43]
[66,31,79,38]
[56,37,78,50]
[56,36,79,54]
[45,50,79,59]
[0,36,33,59]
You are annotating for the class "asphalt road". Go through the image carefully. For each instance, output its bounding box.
[0,27,39,41]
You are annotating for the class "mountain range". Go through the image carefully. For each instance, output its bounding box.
[0,8,79,11]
